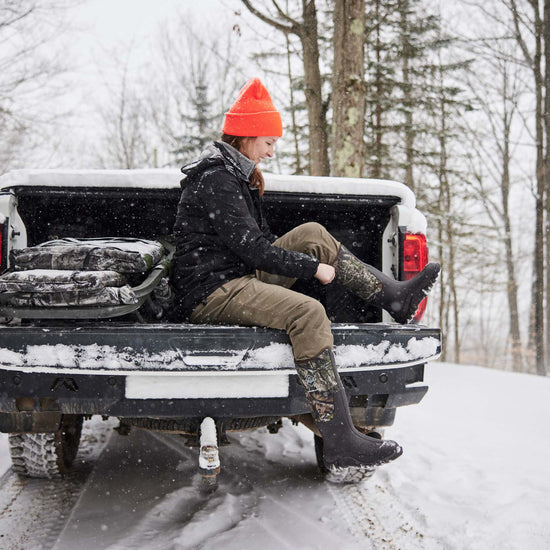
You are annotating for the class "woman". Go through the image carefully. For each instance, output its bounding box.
[172,77,440,472]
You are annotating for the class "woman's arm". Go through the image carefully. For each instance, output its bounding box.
[198,172,319,280]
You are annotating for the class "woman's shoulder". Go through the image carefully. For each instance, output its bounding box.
[179,164,242,203]
[182,141,254,183]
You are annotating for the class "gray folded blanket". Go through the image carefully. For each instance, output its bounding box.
[11,238,165,273]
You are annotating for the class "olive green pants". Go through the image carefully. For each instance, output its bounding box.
[190,222,341,361]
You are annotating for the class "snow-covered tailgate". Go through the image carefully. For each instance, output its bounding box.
[0,323,440,419]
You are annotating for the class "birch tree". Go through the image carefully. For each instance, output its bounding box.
[331,0,367,177]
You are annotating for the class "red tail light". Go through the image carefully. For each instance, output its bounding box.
[402,232,429,322]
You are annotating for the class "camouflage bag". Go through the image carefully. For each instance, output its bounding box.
[0,270,137,307]
[11,238,165,273]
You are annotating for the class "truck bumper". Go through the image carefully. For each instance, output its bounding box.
[0,323,440,426]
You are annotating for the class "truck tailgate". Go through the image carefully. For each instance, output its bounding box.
[0,323,440,375]
[0,323,440,419]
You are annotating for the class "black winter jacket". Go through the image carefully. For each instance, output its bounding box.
[171,141,319,320]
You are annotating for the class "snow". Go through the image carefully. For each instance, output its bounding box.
[266,173,416,208]
[387,363,550,549]
[334,336,440,367]
[0,169,416,207]
[393,204,428,234]
[0,361,549,549]
[0,335,440,376]
[199,418,217,449]
[199,417,221,472]
[0,433,9,474]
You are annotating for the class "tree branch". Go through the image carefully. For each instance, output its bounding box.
[271,0,299,27]
[241,0,298,36]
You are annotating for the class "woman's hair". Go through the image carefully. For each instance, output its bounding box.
[221,134,265,195]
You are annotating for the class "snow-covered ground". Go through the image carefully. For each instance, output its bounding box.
[0,362,549,549]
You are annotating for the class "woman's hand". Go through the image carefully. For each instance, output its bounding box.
[315,263,335,285]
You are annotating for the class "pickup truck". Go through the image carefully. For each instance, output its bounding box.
[0,169,441,484]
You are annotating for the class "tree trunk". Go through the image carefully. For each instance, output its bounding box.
[509,0,545,374]
[373,0,383,178]
[438,88,458,362]
[331,0,366,177]
[285,32,303,175]
[449,233,460,363]
[300,0,330,175]
[501,77,523,370]
[399,0,415,192]
[543,0,550,376]
[437,212,447,361]
[240,0,330,176]
[532,3,546,375]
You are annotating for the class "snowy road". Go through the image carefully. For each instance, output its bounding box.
[0,363,549,550]
[0,418,113,550]
[0,417,437,550]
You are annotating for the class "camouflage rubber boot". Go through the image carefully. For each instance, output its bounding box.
[334,245,440,324]
[295,348,403,469]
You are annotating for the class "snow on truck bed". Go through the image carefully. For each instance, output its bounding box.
[0,168,416,207]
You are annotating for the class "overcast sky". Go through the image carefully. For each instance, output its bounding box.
[69,0,225,49]
[40,0,236,166]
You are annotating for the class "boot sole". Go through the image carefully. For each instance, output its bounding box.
[325,465,376,484]
[325,443,403,470]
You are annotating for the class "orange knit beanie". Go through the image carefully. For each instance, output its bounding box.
[222,77,283,137]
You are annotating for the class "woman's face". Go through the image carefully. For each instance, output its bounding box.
[241,136,279,164]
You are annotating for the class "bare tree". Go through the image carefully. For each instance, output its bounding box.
[500,0,548,375]
[252,26,308,174]
[149,14,244,166]
[399,0,415,190]
[0,0,78,172]
[240,0,330,176]
[364,0,397,179]
[464,46,526,370]
[94,52,153,169]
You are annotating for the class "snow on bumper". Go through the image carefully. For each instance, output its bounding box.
[0,336,440,376]
[0,324,441,399]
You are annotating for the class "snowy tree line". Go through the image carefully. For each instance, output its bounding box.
[1,0,549,375]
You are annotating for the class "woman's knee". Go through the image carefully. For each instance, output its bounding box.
[306,295,329,320]
[297,221,328,240]
[295,222,340,265]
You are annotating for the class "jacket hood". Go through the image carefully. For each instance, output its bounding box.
[180,141,255,185]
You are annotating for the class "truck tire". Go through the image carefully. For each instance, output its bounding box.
[313,433,376,484]
[8,415,83,478]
